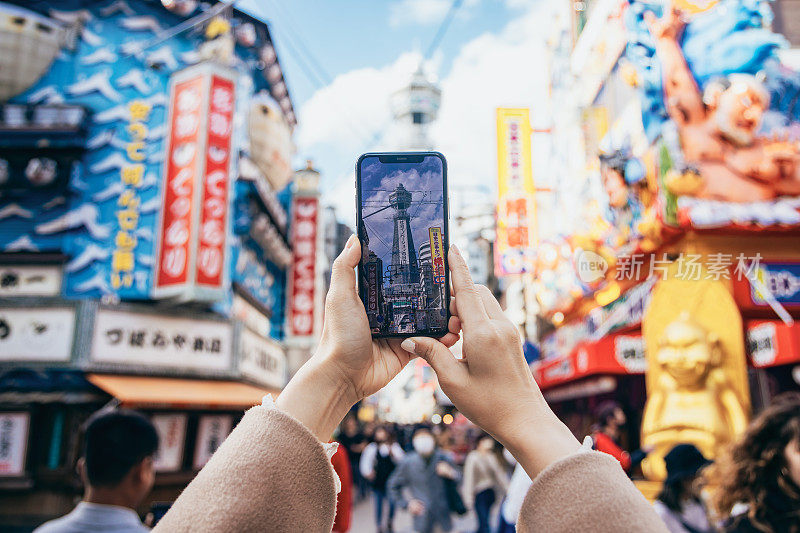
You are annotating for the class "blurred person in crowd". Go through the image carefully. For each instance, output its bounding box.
[705,393,800,533]
[360,426,404,532]
[338,416,368,499]
[653,444,713,533]
[592,401,648,474]
[35,410,159,533]
[463,434,509,533]
[387,428,459,533]
[331,442,353,532]
[495,448,531,533]
[152,239,668,532]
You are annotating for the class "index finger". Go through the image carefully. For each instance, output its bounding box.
[448,244,487,325]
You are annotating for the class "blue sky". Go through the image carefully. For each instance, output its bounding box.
[359,155,445,264]
[237,0,555,224]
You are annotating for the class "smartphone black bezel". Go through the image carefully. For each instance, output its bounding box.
[355,151,450,339]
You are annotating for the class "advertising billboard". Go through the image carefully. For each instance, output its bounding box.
[495,108,537,276]
[154,64,236,301]
[429,227,445,284]
[287,196,318,337]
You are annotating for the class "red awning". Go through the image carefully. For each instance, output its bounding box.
[532,332,645,391]
[746,320,800,368]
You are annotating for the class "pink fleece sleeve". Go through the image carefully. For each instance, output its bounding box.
[516,451,668,533]
[154,404,338,533]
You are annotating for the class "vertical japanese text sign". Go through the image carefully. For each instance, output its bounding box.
[154,65,236,300]
[429,227,445,284]
[288,197,318,336]
[495,108,537,276]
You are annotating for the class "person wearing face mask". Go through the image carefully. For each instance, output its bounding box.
[151,238,668,532]
[360,426,405,532]
[386,428,459,533]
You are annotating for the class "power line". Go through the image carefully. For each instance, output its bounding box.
[425,0,464,60]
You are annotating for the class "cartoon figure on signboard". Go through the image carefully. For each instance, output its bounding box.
[644,6,800,202]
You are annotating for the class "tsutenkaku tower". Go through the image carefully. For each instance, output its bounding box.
[390,66,441,150]
[389,183,419,285]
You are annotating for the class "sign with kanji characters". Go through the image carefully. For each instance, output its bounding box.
[154,65,236,301]
[287,196,318,337]
[151,413,187,472]
[0,308,76,362]
[367,262,378,312]
[429,227,445,284]
[495,108,537,276]
[238,328,286,389]
[0,412,29,477]
[0,265,61,297]
[90,309,233,372]
[193,414,232,469]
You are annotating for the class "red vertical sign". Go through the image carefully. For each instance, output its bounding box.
[156,76,204,289]
[196,75,234,288]
[289,197,318,336]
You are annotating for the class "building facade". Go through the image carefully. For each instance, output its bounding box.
[0,0,309,527]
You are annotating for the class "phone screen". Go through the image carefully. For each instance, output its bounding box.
[356,152,449,337]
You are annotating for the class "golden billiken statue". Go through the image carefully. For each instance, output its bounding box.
[641,313,748,480]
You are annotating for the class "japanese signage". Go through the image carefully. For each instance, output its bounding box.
[90,309,233,372]
[238,328,286,389]
[151,413,187,472]
[0,265,61,296]
[495,108,536,276]
[111,99,151,291]
[196,75,235,289]
[0,308,75,362]
[429,227,445,284]
[614,335,647,373]
[232,295,271,338]
[193,414,232,469]
[0,412,29,477]
[397,222,409,264]
[746,320,800,367]
[288,196,318,337]
[154,65,236,301]
[367,263,378,312]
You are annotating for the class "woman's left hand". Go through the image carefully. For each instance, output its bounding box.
[276,235,459,441]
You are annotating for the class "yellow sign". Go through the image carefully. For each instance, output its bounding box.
[429,227,445,284]
[496,108,536,275]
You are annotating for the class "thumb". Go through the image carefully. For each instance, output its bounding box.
[330,235,360,296]
[400,337,465,382]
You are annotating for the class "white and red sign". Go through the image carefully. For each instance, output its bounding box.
[288,197,318,337]
[196,75,234,288]
[154,65,236,300]
[0,412,29,477]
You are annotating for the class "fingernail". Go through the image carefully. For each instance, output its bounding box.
[345,235,355,249]
[400,338,416,353]
[450,243,460,256]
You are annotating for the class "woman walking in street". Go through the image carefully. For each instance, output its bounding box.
[152,238,668,532]
[653,444,713,533]
[462,435,509,533]
[360,426,404,532]
[705,393,800,532]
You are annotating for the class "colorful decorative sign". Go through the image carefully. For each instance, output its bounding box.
[154,65,236,301]
[495,108,536,276]
[746,320,800,367]
[287,196,318,337]
[429,227,445,284]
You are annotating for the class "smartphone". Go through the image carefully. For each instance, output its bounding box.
[356,152,450,338]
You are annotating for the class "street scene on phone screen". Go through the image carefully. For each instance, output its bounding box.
[1,0,800,532]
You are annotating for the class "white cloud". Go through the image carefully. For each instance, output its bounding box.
[295,1,555,227]
[389,0,480,27]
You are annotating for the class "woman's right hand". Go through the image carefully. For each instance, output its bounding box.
[400,245,581,478]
